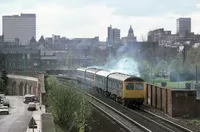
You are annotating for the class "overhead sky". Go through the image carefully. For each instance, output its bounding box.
[0,0,199,41]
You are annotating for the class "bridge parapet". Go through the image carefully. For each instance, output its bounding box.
[9,71,44,78]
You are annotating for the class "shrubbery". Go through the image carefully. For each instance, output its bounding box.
[46,76,90,132]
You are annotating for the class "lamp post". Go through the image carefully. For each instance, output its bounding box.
[23,52,25,70]
[196,65,198,84]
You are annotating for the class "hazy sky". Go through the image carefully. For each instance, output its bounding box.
[0,0,199,41]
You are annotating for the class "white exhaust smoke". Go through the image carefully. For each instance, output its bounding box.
[90,44,140,77]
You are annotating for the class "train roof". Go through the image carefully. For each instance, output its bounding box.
[85,68,102,74]
[108,73,144,81]
[77,67,87,71]
[96,70,110,77]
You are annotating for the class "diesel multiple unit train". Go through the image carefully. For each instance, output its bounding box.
[76,67,146,107]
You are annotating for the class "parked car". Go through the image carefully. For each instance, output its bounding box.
[27,102,36,111]
[2,99,10,107]
[0,106,9,115]
[24,94,37,104]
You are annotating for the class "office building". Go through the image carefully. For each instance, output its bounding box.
[177,18,191,37]
[107,25,121,46]
[3,13,36,45]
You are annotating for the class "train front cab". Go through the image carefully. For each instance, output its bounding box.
[122,80,146,108]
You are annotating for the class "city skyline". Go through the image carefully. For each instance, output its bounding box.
[0,0,199,41]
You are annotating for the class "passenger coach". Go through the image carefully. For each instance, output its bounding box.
[76,68,146,107]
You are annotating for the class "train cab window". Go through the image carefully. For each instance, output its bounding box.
[136,83,144,90]
[126,83,134,90]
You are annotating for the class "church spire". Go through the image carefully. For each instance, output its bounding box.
[128,25,134,36]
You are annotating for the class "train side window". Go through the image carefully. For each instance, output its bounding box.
[136,83,144,90]
[117,81,120,89]
[119,83,122,88]
[126,83,134,90]
[116,81,118,89]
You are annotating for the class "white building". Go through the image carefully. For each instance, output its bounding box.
[2,13,36,45]
[176,18,191,37]
[107,25,121,46]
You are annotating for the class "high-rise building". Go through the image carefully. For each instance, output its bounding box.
[107,25,120,46]
[176,18,191,37]
[2,13,36,45]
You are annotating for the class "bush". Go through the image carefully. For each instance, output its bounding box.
[161,82,167,87]
[46,76,91,132]
[185,83,191,89]
[0,79,5,93]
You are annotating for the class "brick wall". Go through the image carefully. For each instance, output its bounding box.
[146,83,200,117]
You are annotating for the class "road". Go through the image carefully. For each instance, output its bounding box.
[0,96,33,132]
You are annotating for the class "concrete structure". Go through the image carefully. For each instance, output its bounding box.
[0,44,64,71]
[0,46,40,71]
[6,72,45,104]
[122,25,137,45]
[40,50,59,70]
[2,13,36,45]
[7,74,38,96]
[177,18,191,37]
[41,113,55,132]
[107,25,121,46]
[147,18,199,46]
[147,28,176,45]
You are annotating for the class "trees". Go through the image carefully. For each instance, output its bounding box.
[169,47,200,81]
[0,69,8,93]
[138,61,151,81]
[0,79,5,93]
[187,46,200,66]
[1,69,8,87]
[46,76,90,132]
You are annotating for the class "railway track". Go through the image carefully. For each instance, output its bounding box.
[58,78,149,132]
[89,89,194,132]
[136,109,193,132]
[86,92,150,132]
[57,77,194,132]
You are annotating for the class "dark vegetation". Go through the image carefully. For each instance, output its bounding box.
[0,69,8,94]
[133,45,200,83]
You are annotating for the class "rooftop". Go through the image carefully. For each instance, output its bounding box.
[3,13,36,18]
